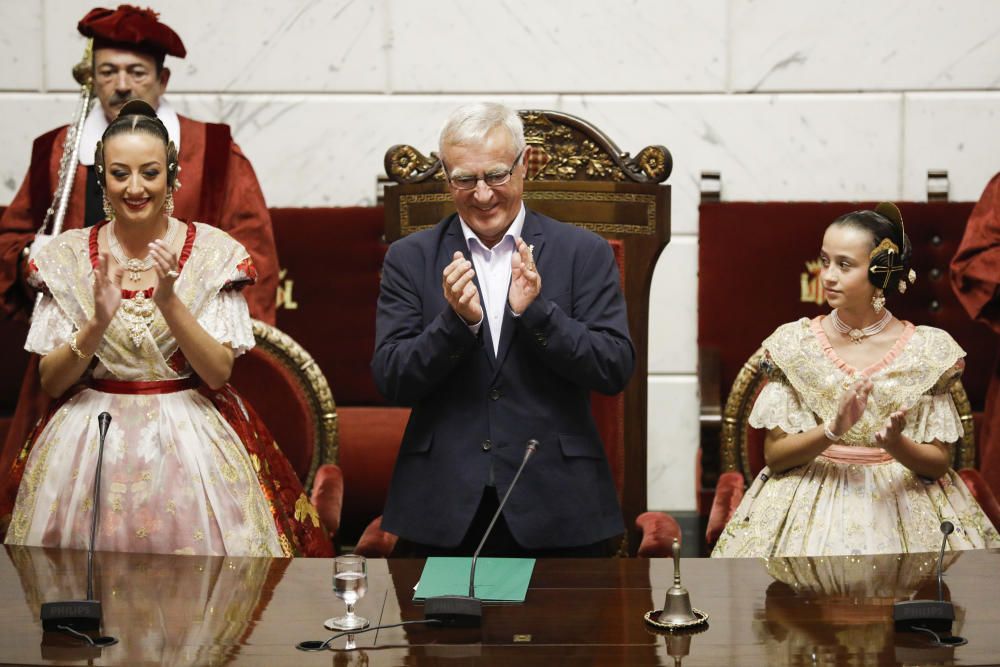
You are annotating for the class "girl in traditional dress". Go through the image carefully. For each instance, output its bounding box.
[712,203,1000,557]
[1,101,331,557]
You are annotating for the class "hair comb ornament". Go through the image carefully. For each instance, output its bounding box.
[874,201,905,235]
[869,237,904,290]
[898,268,917,294]
[869,237,899,260]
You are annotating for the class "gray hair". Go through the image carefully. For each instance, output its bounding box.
[438,102,526,160]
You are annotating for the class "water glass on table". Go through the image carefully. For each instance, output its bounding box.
[325,554,369,631]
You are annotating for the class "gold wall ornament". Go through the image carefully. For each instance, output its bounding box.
[275,268,299,310]
[800,258,825,305]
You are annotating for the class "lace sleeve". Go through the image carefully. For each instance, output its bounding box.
[196,289,255,357]
[24,293,74,356]
[748,381,819,434]
[903,393,963,444]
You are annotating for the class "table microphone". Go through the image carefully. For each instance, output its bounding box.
[424,439,539,628]
[892,521,956,634]
[40,412,114,638]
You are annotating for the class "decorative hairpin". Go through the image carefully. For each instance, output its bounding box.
[869,238,904,289]
[897,268,917,294]
[874,202,905,237]
[869,237,899,259]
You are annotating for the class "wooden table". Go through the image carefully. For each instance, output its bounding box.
[1,545,998,666]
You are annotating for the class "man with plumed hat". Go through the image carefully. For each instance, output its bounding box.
[0,6,279,518]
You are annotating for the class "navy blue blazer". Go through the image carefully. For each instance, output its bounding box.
[371,208,634,549]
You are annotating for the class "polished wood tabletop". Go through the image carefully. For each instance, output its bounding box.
[1,545,998,666]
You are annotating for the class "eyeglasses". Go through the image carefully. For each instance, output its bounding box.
[446,149,525,190]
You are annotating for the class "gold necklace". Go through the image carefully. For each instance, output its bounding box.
[829,307,892,344]
[108,219,178,282]
[119,288,155,348]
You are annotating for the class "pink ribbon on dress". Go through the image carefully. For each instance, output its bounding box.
[820,444,894,465]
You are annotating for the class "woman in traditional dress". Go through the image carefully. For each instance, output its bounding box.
[712,203,1000,557]
[0,101,331,557]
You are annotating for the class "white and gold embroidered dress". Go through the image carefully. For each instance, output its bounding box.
[4,222,286,557]
[712,317,1000,558]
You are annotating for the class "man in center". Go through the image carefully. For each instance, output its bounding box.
[372,102,634,557]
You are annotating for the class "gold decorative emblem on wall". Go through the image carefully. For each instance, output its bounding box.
[276,268,298,310]
[800,258,825,305]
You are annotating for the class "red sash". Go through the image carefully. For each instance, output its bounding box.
[89,377,200,395]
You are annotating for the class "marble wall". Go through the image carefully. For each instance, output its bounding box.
[2,0,998,513]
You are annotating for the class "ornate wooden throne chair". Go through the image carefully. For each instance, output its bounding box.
[348,109,680,556]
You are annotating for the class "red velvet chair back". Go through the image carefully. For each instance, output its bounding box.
[335,406,409,542]
[269,206,388,407]
[382,110,671,553]
[228,320,338,490]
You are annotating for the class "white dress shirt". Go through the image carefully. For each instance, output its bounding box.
[459,203,526,355]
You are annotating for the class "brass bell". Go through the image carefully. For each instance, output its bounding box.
[658,538,699,626]
[665,632,692,667]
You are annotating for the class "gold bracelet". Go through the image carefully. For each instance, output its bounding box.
[69,332,90,360]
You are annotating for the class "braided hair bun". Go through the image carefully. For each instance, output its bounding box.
[832,202,913,297]
[94,99,180,190]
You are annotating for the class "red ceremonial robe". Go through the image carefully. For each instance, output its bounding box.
[0,115,279,503]
[951,172,1000,497]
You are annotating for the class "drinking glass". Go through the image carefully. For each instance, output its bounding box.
[325,554,369,631]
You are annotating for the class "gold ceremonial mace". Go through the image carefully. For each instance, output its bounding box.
[32,39,94,312]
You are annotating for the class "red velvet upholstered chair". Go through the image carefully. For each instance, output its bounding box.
[351,110,681,557]
[228,320,342,546]
[704,348,1000,548]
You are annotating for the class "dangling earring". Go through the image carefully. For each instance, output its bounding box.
[164,191,175,217]
[102,192,115,222]
[872,288,886,313]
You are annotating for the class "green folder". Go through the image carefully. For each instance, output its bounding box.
[414,557,535,602]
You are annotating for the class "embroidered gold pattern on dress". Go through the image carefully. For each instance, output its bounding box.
[6,224,285,557]
[294,493,321,528]
[711,318,1000,558]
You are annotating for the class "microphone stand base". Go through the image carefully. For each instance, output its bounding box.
[424,595,482,627]
[41,600,102,632]
[893,600,954,634]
